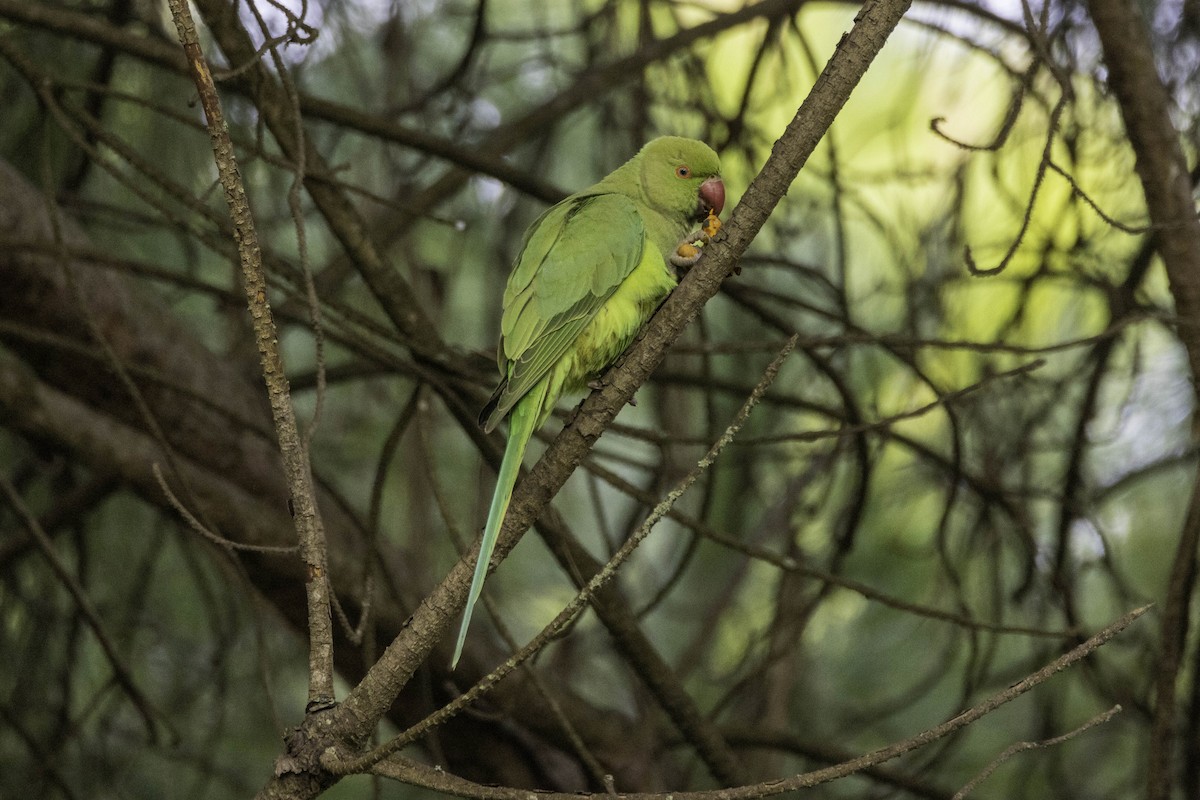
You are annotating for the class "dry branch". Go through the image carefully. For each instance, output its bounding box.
[166,0,335,707]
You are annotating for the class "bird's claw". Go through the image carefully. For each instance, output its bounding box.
[588,379,636,406]
[670,241,703,272]
[670,211,722,276]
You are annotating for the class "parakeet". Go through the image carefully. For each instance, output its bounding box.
[452,136,724,668]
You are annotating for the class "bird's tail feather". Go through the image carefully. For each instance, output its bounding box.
[451,381,546,668]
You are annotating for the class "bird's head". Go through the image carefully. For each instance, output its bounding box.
[639,136,724,224]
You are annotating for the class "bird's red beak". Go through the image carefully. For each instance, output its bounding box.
[698,177,725,219]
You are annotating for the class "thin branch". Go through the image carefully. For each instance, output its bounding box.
[0,472,163,740]
[152,463,295,555]
[329,0,916,746]
[165,0,335,707]
[367,606,1148,800]
[419,416,613,790]
[326,336,797,776]
[951,705,1123,799]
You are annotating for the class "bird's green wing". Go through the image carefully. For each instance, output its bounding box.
[490,192,646,421]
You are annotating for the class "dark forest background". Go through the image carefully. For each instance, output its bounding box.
[2,0,1200,798]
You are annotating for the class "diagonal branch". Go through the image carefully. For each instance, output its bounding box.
[325,337,797,778]
[331,0,914,754]
[369,605,1148,800]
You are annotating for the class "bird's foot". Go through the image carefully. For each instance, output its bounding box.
[588,379,636,406]
[670,212,722,276]
[670,241,703,274]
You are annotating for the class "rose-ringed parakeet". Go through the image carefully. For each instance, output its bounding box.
[452,136,724,668]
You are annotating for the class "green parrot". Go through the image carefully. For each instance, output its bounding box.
[452,136,724,668]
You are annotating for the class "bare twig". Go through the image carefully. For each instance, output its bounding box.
[329,0,916,757]
[951,705,1123,799]
[152,464,296,555]
[366,606,1148,799]
[0,472,163,740]
[326,336,798,776]
[165,0,335,707]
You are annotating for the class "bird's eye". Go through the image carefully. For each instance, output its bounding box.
[675,165,691,178]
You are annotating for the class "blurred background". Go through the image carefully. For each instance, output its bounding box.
[1,0,1196,797]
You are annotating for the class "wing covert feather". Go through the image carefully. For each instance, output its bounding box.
[494,193,646,415]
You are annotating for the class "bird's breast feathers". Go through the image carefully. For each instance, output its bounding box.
[536,233,675,420]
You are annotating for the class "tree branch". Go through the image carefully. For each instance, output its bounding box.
[166,0,335,707]
[367,606,1147,800]
[328,0,915,765]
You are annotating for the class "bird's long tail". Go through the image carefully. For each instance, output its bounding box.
[451,382,546,668]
